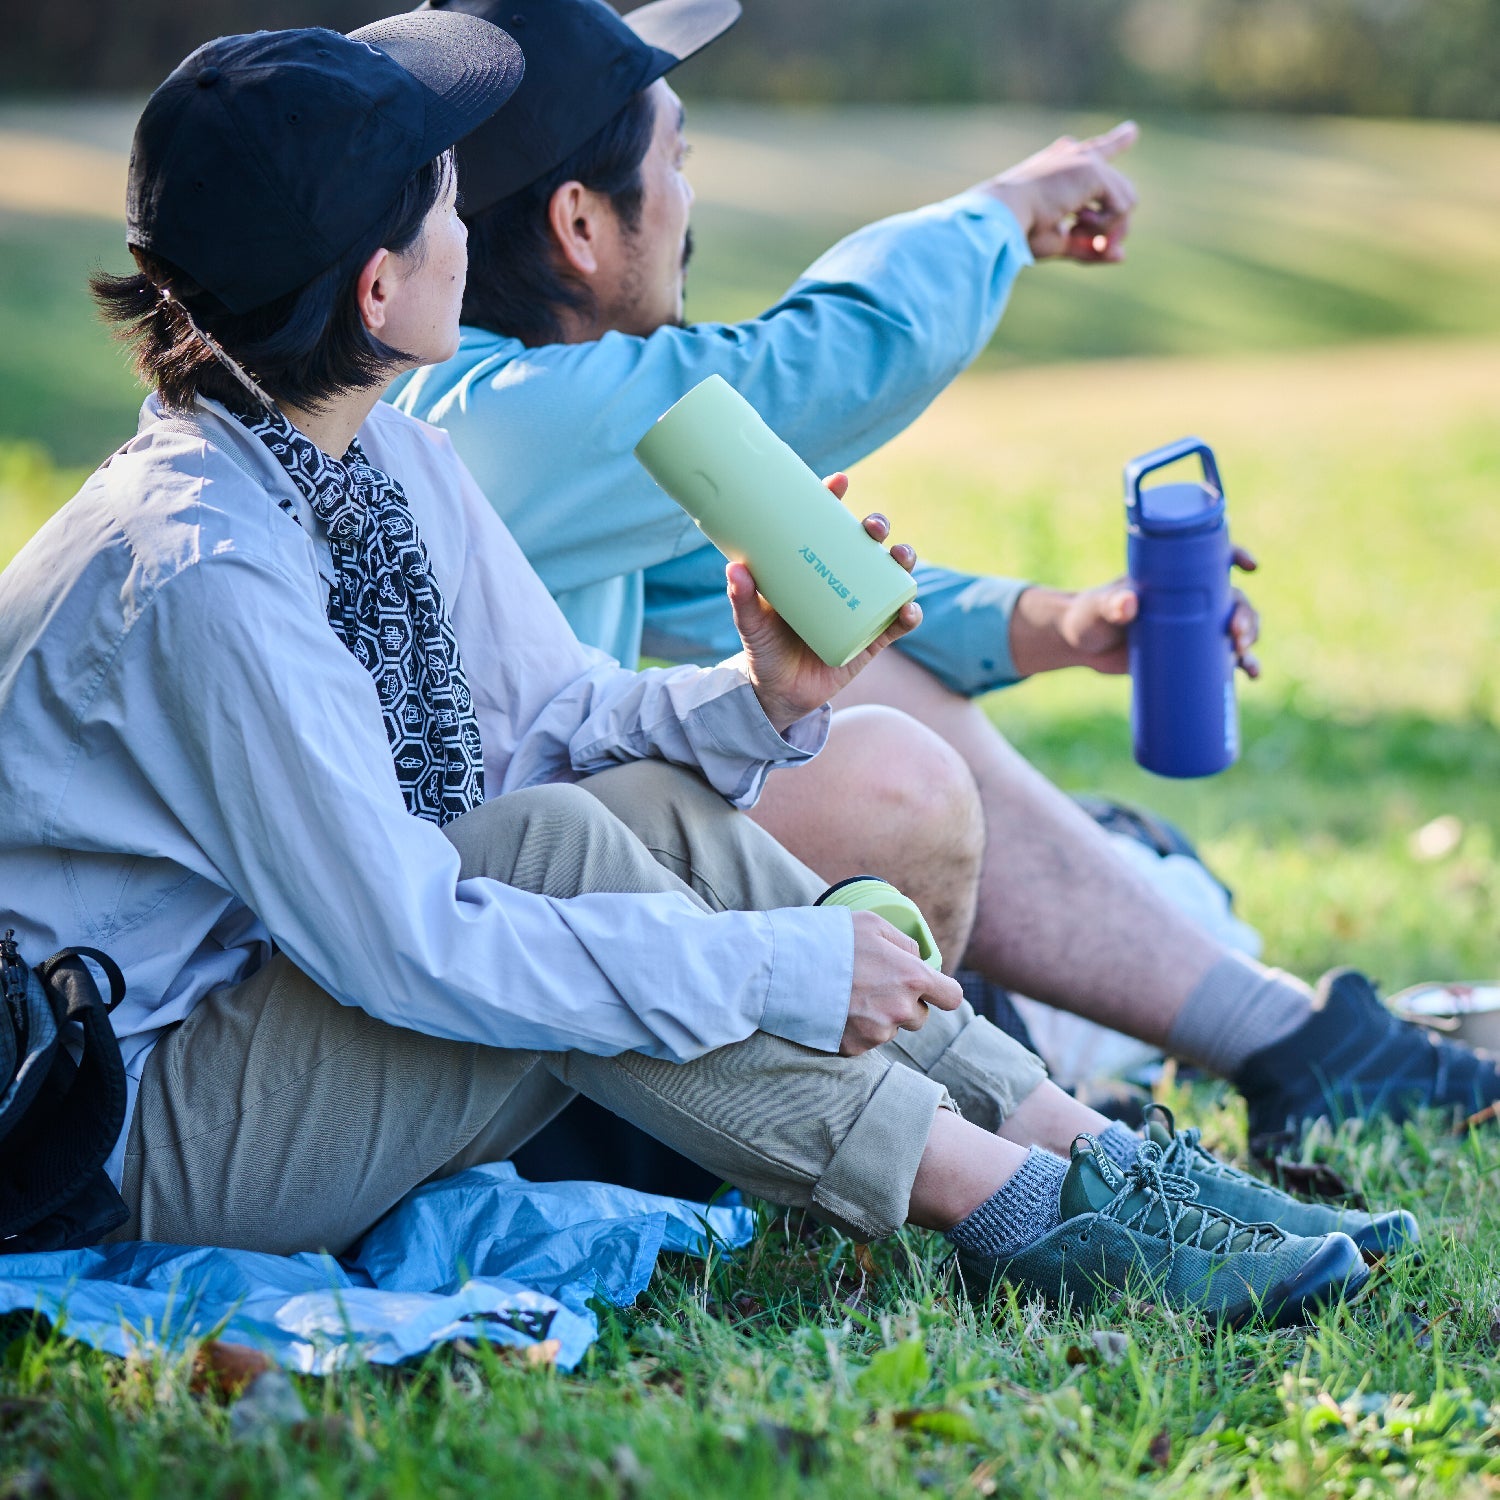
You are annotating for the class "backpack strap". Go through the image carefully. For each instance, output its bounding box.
[37,947,126,1011]
[0,947,129,1249]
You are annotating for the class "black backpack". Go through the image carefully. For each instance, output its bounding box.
[0,930,129,1252]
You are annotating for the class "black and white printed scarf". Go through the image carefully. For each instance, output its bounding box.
[236,400,486,826]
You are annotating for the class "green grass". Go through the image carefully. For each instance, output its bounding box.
[2,103,1499,1497]
[3,1110,1498,1499]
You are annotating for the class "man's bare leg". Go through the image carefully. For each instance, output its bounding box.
[749,703,984,970]
[831,650,1224,1046]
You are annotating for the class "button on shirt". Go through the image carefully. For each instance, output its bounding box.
[0,398,853,1187]
[392,190,1035,695]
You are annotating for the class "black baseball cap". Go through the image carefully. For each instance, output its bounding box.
[424,0,741,216]
[126,12,525,314]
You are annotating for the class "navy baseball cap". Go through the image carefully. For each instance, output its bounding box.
[424,0,740,216]
[126,12,525,314]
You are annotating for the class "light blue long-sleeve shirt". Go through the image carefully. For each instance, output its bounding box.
[392,189,1034,696]
[0,397,853,1185]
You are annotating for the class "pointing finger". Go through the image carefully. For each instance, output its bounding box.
[1086,120,1139,159]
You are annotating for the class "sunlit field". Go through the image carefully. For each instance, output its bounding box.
[1,103,1498,1499]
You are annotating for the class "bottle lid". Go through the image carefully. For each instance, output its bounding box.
[814,875,943,970]
[1133,479,1224,536]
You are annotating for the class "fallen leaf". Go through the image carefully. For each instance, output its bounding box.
[855,1243,881,1279]
[1266,1158,1365,1209]
[192,1341,274,1402]
[1147,1429,1172,1468]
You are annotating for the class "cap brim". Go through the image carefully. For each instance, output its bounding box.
[623,0,741,66]
[350,9,526,157]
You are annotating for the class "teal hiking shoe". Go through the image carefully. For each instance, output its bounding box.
[1143,1104,1420,1259]
[958,1136,1369,1328]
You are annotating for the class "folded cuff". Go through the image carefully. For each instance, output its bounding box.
[811,1063,948,1241]
[888,1010,1048,1135]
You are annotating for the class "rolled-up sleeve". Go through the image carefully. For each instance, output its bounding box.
[890,564,1033,697]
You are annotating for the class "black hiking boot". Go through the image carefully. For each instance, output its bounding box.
[1236,968,1500,1154]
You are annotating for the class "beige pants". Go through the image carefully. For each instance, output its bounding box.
[117,762,1047,1255]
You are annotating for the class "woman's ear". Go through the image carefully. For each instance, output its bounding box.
[547,180,603,278]
[356,246,394,335]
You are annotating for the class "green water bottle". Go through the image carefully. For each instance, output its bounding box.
[634,375,919,667]
[814,876,943,971]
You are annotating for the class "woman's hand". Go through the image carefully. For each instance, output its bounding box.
[840,911,963,1056]
[730,473,923,733]
[729,468,924,726]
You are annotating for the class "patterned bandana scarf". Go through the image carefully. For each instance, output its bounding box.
[235,400,485,826]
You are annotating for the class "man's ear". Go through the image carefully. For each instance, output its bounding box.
[356,246,395,335]
[547,180,605,278]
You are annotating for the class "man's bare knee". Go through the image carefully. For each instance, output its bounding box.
[831,706,983,858]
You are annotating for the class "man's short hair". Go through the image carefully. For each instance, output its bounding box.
[91,154,453,413]
[460,89,657,348]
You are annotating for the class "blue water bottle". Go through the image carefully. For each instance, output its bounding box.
[1125,437,1238,778]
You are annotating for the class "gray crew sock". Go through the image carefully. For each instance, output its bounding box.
[1166,951,1314,1079]
[945,1148,1068,1260]
[1096,1121,1142,1172]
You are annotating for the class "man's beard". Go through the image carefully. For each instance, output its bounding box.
[673,227,695,327]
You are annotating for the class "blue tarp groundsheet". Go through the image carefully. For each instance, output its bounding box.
[0,1163,755,1372]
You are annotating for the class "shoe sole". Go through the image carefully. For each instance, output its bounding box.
[1234,1232,1369,1330]
[1348,1210,1421,1261]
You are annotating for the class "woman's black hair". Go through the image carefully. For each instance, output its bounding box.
[90,152,454,413]
[460,88,657,347]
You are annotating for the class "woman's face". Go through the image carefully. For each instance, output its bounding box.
[376,165,469,369]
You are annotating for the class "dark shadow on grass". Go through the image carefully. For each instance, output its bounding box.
[991,699,1500,845]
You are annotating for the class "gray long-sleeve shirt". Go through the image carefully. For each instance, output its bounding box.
[0,397,852,1185]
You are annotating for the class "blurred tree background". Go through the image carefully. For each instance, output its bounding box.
[3,0,1498,118]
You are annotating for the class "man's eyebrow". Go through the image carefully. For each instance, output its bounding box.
[677,101,686,134]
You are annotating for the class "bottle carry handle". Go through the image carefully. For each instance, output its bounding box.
[1124,437,1222,523]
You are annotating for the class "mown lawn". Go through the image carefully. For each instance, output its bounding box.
[0,104,1498,1498]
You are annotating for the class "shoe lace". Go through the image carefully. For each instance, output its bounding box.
[1149,1106,1260,1189]
[1097,1140,1286,1272]
[1161,1123,1241,1182]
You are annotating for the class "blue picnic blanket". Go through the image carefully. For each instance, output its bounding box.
[0,1163,754,1372]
